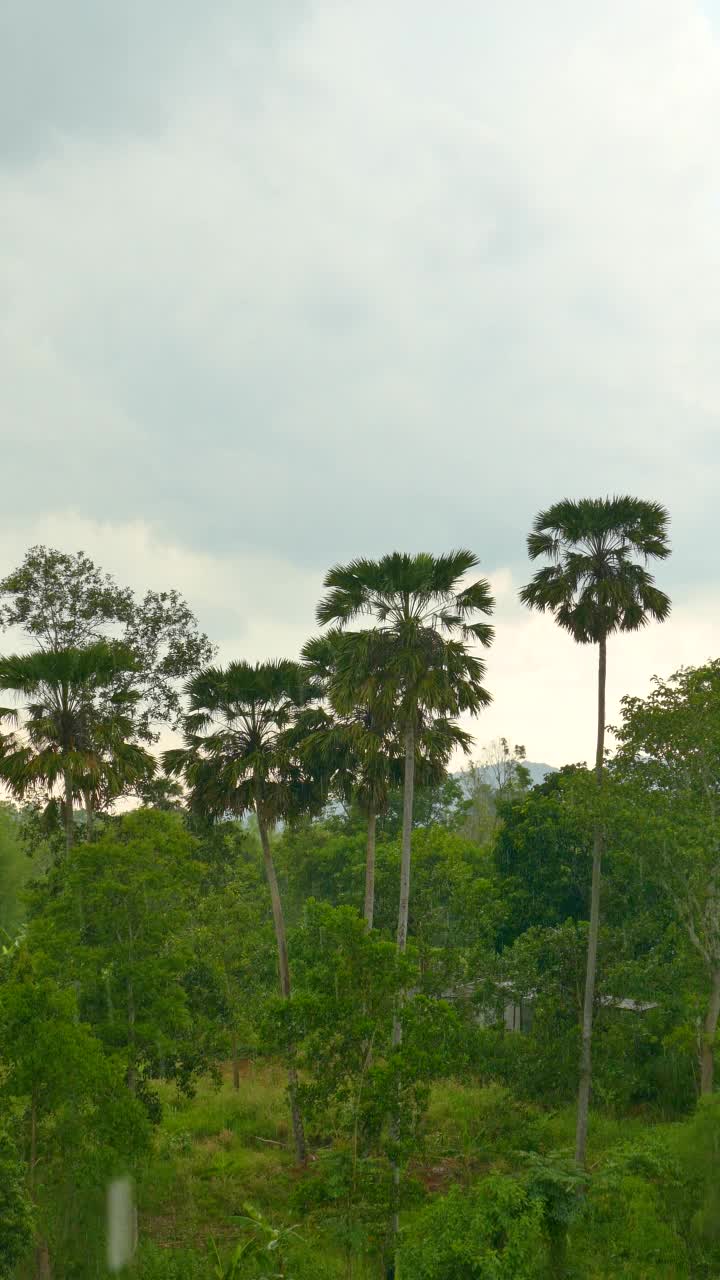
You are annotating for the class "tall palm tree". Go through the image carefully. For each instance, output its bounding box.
[163,659,321,1166]
[316,552,494,964]
[0,643,154,855]
[520,496,671,1166]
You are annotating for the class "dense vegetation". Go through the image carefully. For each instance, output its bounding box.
[1,514,719,1279]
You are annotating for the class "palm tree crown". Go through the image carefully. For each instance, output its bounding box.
[316,551,495,730]
[163,659,320,825]
[520,496,671,642]
[0,642,154,841]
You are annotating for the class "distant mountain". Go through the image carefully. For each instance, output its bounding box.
[454,761,558,792]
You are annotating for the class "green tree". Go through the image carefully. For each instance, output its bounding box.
[0,1119,33,1280]
[0,544,215,738]
[316,552,494,971]
[0,643,155,854]
[27,809,209,1100]
[0,803,34,941]
[0,949,149,1273]
[520,496,671,1165]
[302,632,466,928]
[612,662,720,1095]
[493,768,592,945]
[301,630,403,929]
[164,660,321,1164]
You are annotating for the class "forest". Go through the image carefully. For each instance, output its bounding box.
[0,497,719,1279]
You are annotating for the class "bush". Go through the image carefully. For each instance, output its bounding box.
[397,1175,547,1279]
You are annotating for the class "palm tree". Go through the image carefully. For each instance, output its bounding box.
[163,659,321,1165]
[316,552,494,962]
[0,643,155,855]
[520,496,671,1166]
[301,631,403,929]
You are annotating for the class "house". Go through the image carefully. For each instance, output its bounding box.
[438,978,658,1034]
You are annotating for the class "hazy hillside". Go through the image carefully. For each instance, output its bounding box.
[455,760,557,791]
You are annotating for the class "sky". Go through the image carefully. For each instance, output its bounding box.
[2,0,720,768]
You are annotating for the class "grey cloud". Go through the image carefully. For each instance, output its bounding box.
[0,0,305,165]
[1,0,719,598]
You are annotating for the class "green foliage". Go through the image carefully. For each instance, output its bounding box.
[520,496,671,644]
[426,1082,544,1163]
[163,659,323,827]
[316,550,494,742]
[493,769,592,944]
[266,900,463,1156]
[397,1176,547,1279]
[0,950,150,1273]
[27,808,215,1097]
[0,544,215,736]
[0,1119,33,1279]
[0,802,33,940]
[0,642,156,840]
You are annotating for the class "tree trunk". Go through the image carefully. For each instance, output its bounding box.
[364,808,377,928]
[395,722,416,958]
[127,973,137,1095]
[30,1094,37,1190]
[63,766,74,857]
[232,1033,241,1091]
[255,801,307,1165]
[29,1096,52,1278]
[35,1242,52,1279]
[575,634,606,1168]
[700,966,720,1095]
[389,721,417,1244]
[83,789,94,840]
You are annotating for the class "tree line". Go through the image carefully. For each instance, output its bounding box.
[2,498,720,1277]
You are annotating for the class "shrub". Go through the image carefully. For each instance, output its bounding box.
[397,1175,546,1279]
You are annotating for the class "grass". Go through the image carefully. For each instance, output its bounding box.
[140,1063,297,1247]
[134,1064,682,1278]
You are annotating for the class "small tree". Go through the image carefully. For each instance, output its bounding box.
[164,660,322,1164]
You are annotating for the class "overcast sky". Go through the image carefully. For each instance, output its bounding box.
[2,0,719,767]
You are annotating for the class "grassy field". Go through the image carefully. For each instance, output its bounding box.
[130,1063,670,1278]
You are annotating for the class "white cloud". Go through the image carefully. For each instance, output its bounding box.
[2,1,720,764]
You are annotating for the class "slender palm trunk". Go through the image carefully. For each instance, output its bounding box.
[64,765,74,857]
[30,1095,52,1278]
[364,808,377,928]
[83,789,94,840]
[700,967,720,1095]
[396,722,416,958]
[255,800,307,1165]
[127,974,137,1095]
[575,634,606,1167]
[389,720,416,1245]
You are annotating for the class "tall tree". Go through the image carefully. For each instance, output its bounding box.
[0,545,215,740]
[0,644,155,855]
[163,659,321,1165]
[302,630,406,929]
[316,551,494,968]
[520,495,671,1166]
